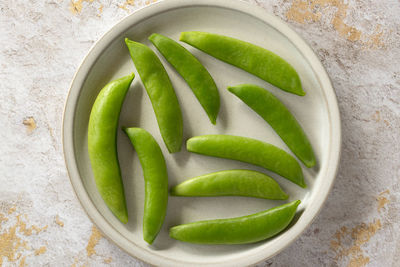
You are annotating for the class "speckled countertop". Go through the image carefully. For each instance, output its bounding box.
[0,0,399,266]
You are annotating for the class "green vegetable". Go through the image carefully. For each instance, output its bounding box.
[171,169,288,200]
[180,31,305,96]
[88,73,135,223]
[125,38,183,153]
[228,84,316,167]
[187,135,305,187]
[170,200,300,244]
[149,33,220,124]
[123,127,168,244]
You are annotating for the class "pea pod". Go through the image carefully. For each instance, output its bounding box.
[88,73,134,223]
[125,38,183,153]
[180,31,305,96]
[170,200,300,244]
[123,127,168,244]
[149,33,220,124]
[171,169,288,200]
[228,84,316,167]
[187,135,305,187]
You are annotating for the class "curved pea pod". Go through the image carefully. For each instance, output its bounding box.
[171,169,288,200]
[149,33,220,124]
[123,127,168,244]
[180,31,305,96]
[125,38,183,153]
[228,84,316,167]
[170,200,301,244]
[88,73,135,224]
[187,135,305,188]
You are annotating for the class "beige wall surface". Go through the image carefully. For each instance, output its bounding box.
[0,0,399,266]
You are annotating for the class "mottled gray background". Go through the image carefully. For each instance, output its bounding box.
[0,0,399,266]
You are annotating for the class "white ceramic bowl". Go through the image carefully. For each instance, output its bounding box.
[63,0,341,265]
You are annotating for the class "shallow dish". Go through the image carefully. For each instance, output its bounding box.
[63,0,341,266]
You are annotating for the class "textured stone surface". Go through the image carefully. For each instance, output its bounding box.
[0,0,399,266]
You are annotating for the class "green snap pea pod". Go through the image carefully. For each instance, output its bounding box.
[125,38,183,153]
[187,135,305,187]
[180,31,305,96]
[88,73,134,224]
[171,169,288,200]
[123,127,168,244]
[170,200,300,244]
[149,33,220,124]
[228,84,316,168]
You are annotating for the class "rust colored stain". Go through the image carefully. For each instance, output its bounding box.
[0,213,8,224]
[19,255,26,267]
[376,190,390,212]
[145,0,157,5]
[286,0,385,48]
[330,219,382,267]
[22,117,36,134]
[330,0,361,42]
[0,219,27,265]
[286,0,322,23]
[363,25,385,49]
[383,120,390,127]
[329,190,390,266]
[8,206,16,215]
[104,257,112,264]
[70,0,95,14]
[71,256,80,267]
[119,0,156,10]
[17,215,48,236]
[98,4,103,16]
[55,215,64,227]
[34,246,47,256]
[119,0,135,11]
[71,225,112,265]
[0,209,47,266]
[372,111,381,122]
[86,225,102,257]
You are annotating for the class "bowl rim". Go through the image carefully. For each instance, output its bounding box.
[62,0,342,266]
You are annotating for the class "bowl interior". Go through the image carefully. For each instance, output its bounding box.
[66,2,338,266]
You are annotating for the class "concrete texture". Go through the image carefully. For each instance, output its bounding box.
[0,0,399,266]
